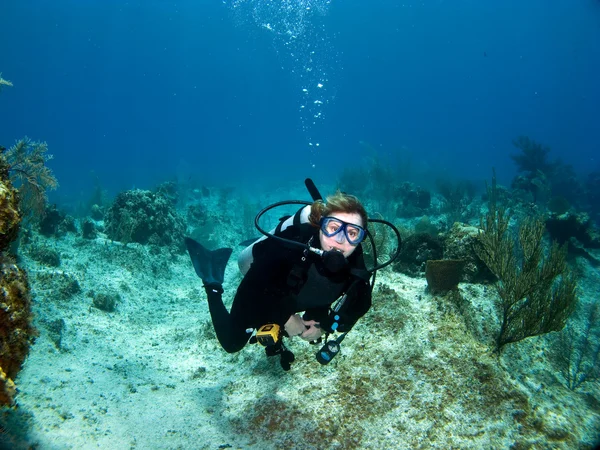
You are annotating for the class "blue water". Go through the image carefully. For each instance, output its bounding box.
[1,0,599,203]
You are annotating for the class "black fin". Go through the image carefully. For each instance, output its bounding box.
[184,237,232,286]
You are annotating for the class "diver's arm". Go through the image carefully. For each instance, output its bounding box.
[307,281,372,333]
[337,281,372,331]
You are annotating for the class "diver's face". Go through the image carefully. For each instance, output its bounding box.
[319,212,364,258]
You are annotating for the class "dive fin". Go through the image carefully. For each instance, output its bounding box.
[184,237,233,286]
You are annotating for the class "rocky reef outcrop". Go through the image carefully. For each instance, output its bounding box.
[0,154,36,406]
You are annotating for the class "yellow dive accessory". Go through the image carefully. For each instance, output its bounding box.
[256,324,281,346]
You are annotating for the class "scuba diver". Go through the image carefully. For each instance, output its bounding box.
[185,179,400,370]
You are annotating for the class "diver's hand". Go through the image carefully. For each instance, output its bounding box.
[300,320,322,342]
[284,314,305,337]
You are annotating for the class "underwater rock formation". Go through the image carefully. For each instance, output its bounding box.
[91,291,120,312]
[443,222,494,283]
[0,264,36,406]
[0,158,36,406]
[104,189,185,250]
[395,182,432,218]
[545,211,600,249]
[393,232,443,277]
[38,204,77,237]
[81,218,97,239]
[0,155,20,250]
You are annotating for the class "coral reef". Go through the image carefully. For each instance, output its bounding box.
[509,137,586,213]
[0,263,36,406]
[545,211,600,249]
[105,189,185,251]
[155,181,179,206]
[396,182,432,218]
[0,155,20,251]
[81,218,97,239]
[393,232,443,277]
[511,171,551,205]
[435,178,477,226]
[1,154,36,406]
[90,203,104,221]
[0,139,58,406]
[413,215,439,235]
[38,204,76,237]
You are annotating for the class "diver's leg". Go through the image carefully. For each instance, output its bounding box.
[204,285,252,353]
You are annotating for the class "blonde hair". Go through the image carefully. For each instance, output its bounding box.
[308,190,368,228]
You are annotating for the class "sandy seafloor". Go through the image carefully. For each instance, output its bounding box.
[4,189,600,449]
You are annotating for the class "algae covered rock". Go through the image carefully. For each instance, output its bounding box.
[105,189,185,250]
[92,291,120,312]
[81,218,97,239]
[1,155,36,406]
[35,271,81,301]
[38,204,77,237]
[545,211,600,249]
[0,161,20,252]
[27,243,61,267]
[392,232,443,277]
[0,263,36,406]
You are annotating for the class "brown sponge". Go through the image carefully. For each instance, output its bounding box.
[425,259,465,294]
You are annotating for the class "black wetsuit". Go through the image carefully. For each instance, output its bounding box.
[205,212,373,353]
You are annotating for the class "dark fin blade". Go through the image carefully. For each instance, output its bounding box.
[184,237,211,280]
[210,247,233,285]
[184,237,232,286]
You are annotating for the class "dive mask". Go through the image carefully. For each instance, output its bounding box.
[320,217,366,245]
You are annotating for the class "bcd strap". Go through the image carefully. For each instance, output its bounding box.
[350,268,371,283]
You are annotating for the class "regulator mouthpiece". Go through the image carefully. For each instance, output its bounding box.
[322,250,348,273]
